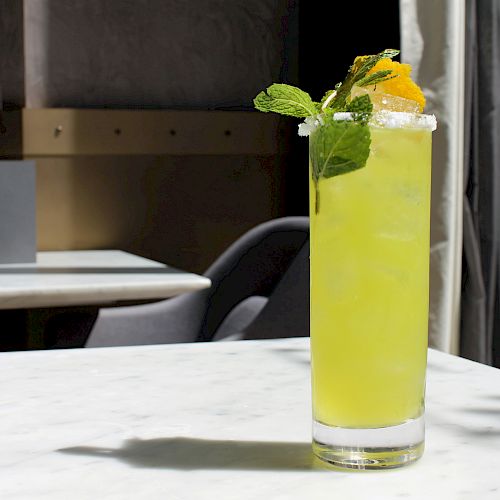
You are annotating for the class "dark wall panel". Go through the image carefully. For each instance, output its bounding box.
[0,1,25,108]
[24,0,297,109]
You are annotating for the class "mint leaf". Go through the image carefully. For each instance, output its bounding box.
[357,69,396,87]
[346,94,373,125]
[377,48,400,59]
[346,94,373,114]
[253,84,317,118]
[310,119,370,182]
[310,118,371,212]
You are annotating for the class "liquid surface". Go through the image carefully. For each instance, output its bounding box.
[310,126,431,428]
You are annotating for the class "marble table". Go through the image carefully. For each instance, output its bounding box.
[0,337,499,499]
[0,250,211,350]
[0,250,211,309]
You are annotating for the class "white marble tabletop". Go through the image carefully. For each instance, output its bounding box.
[0,337,499,499]
[0,250,211,309]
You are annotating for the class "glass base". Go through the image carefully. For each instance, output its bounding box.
[312,415,424,470]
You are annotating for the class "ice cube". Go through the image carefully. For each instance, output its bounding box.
[351,85,421,113]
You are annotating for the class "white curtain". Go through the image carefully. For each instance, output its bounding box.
[400,0,465,354]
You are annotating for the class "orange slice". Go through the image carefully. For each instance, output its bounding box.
[364,59,426,112]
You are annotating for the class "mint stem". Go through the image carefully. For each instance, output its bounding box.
[315,182,320,214]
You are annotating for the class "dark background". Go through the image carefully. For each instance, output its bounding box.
[298,1,401,98]
[288,0,401,215]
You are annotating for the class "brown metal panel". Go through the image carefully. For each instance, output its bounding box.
[35,154,287,273]
[20,109,286,156]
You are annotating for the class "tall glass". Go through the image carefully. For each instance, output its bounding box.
[310,113,434,469]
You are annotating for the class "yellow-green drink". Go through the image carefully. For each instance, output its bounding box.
[254,48,435,470]
[310,114,435,468]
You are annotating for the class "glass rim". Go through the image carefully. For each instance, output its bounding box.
[333,110,437,131]
[298,111,437,137]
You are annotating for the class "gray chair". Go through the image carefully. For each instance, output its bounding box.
[85,216,309,347]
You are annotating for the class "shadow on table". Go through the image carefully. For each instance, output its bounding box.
[460,406,500,417]
[269,345,310,367]
[59,437,315,471]
[427,408,500,439]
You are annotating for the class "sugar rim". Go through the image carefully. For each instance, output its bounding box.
[334,110,437,131]
[297,111,437,137]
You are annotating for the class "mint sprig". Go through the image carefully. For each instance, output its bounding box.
[253,49,400,213]
[321,49,400,112]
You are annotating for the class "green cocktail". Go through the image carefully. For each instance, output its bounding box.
[254,49,436,469]
[310,116,434,468]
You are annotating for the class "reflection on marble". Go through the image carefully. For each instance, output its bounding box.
[0,338,499,499]
[0,250,211,309]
